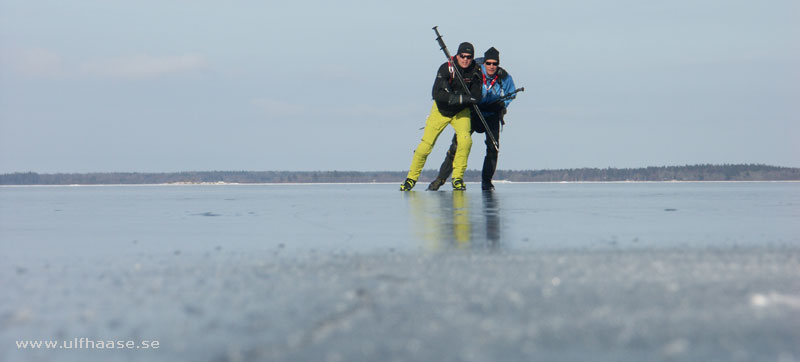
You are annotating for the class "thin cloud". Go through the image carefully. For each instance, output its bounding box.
[3,48,64,77]
[82,54,208,79]
[252,98,306,119]
[2,49,208,80]
[251,99,418,122]
[330,103,419,120]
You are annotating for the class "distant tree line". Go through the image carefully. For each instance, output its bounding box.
[492,164,800,182]
[1,164,798,185]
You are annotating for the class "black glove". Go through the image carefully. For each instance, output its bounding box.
[447,93,478,106]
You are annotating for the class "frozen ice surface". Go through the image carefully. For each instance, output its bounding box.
[4,249,799,362]
[1,182,799,361]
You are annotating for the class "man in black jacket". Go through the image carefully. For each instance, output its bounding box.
[400,42,483,191]
[427,47,517,191]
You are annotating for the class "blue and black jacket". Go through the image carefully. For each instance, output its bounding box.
[474,58,516,119]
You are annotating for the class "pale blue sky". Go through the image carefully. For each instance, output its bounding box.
[1,0,798,173]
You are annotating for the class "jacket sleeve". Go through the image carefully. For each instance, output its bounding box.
[431,63,453,104]
[501,72,516,109]
[470,70,483,102]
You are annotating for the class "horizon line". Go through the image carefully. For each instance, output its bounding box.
[2,163,797,175]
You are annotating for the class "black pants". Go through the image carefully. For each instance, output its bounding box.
[434,114,501,183]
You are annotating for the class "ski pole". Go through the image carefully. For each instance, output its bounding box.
[499,87,525,102]
[488,87,525,108]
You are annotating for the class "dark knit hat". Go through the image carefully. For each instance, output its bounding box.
[484,47,499,62]
[456,42,474,56]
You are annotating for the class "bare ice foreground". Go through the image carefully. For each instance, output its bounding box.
[2,183,799,361]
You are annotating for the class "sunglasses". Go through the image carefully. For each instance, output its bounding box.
[485,61,499,66]
[457,54,473,60]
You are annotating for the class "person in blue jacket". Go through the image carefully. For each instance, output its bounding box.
[427,47,517,191]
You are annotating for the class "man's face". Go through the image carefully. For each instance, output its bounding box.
[484,59,498,76]
[456,53,473,68]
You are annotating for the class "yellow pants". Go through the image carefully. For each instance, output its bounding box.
[406,102,472,181]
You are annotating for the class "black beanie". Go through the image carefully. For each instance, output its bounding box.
[484,47,499,62]
[456,42,474,56]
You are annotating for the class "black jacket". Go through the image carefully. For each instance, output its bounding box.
[431,59,483,117]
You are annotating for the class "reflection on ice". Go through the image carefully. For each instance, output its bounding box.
[405,191,503,252]
[482,192,501,247]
